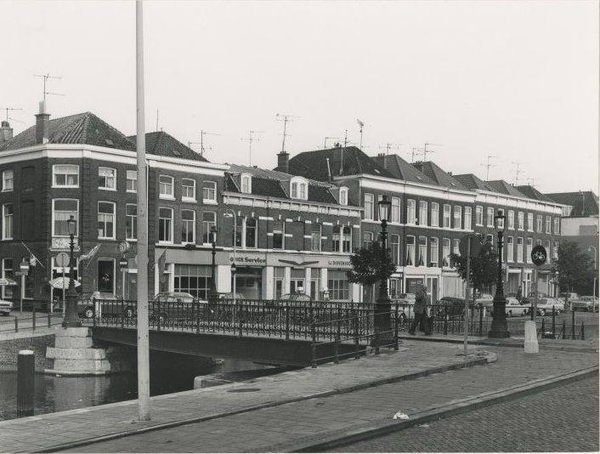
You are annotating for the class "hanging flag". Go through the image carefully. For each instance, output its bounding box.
[80,244,101,264]
[21,242,45,269]
[157,248,168,274]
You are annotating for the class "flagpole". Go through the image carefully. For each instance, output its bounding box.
[136,0,151,421]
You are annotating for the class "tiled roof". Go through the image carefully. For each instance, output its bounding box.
[288,147,395,181]
[0,112,135,151]
[453,173,496,191]
[514,185,554,203]
[412,161,469,191]
[546,191,599,216]
[128,131,208,162]
[485,180,528,198]
[371,154,437,185]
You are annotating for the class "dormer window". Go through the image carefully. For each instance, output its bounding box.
[241,174,252,194]
[290,177,308,200]
[339,187,348,206]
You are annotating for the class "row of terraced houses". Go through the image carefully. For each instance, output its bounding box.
[0,104,580,305]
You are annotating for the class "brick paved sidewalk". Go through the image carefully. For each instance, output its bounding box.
[0,340,597,453]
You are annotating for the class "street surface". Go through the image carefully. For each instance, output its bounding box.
[329,376,599,453]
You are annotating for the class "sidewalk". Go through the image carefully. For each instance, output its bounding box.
[0,338,597,453]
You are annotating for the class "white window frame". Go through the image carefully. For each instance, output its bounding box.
[2,170,13,192]
[52,165,78,188]
[181,209,196,244]
[2,203,13,240]
[554,218,560,235]
[391,197,401,223]
[453,206,462,230]
[159,175,175,199]
[126,170,137,192]
[126,204,137,241]
[452,239,460,256]
[52,199,79,237]
[442,238,451,267]
[407,199,416,224]
[98,167,116,191]
[526,238,533,263]
[339,187,348,206]
[537,215,543,233]
[516,237,523,263]
[431,202,439,227]
[158,207,174,243]
[202,181,217,204]
[475,206,483,226]
[443,204,451,228]
[464,206,472,230]
[290,177,308,201]
[527,213,534,232]
[98,201,116,239]
[487,207,495,227]
[518,211,524,231]
[508,210,515,230]
[202,211,217,244]
[182,178,196,202]
[507,236,514,262]
[419,201,428,226]
[406,235,416,266]
[545,216,552,234]
[429,237,439,266]
[417,236,427,266]
[364,193,374,220]
[241,174,252,194]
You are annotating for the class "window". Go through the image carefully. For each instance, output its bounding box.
[241,174,252,194]
[554,218,560,235]
[53,165,78,188]
[2,204,13,239]
[182,179,196,201]
[52,199,78,236]
[290,177,308,200]
[98,202,116,239]
[364,193,374,220]
[407,199,416,224]
[363,231,374,248]
[126,170,137,192]
[272,220,284,249]
[526,238,533,263]
[405,236,415,266]
[431,202,439,227]
[98,167,116,190]
[181,209,196,244]
[202,181,217,202]
[391,197,401,223]
[418,201,428,226]
[159,175,174,198]
[443,204,451,228]
[1,170,13,192]
[464,207,472,230]
[475,206,483,226]
[417,236,427,266]
[487,207,495,227]
[508,210,515,230]
[158,207,173,243]
[453,239,460,256]
[22,166,35,191]
[544,240,551,259]
[429,237,439,266]
[553,241,559,260]
[518,211,524,230]
[486,234,494,244]
[174,264,211,300]
[311,224,321,252]
[339,187,348,205]
[516,237,523,262]
[126,204,137,240]
[527,213,534,232]
[536,239,542,246]
[545,216,551,234]
[342,226,352,253]
[328,270,350,301]
[245,218,257,248]
[391,234,400,265]
[1,258,13,299]
[333,226,341,252]
[202,211,216,244]
[453,206,462,229]
[442,238,451,267]
[507,237,514,262]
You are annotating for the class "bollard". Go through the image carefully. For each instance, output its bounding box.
[285,304,290,341]
[540,318,545,338]
[394,305,399,351]
[478,307,483,337]
[334,333,339,364]
[311,322,317,368]
[32,308,36,332]
[581,321,585,340]
[47,312,51,329]
[443,307,448,335]
[562,320,566,339]
[353,311,360,359]
[552,307,556,338]
[17,350,35,417]
[572,310,576,340]
[14,317,18,333]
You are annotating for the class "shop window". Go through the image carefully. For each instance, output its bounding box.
[327,270,349,301]
[174,264,211,300]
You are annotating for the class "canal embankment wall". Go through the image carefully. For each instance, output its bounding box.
[0,332,55,372]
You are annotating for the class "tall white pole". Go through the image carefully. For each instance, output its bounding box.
[136,0,150,421]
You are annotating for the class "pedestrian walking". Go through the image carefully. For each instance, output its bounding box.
[409,284,431,335]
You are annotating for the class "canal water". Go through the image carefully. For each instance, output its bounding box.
[0,352,284,422]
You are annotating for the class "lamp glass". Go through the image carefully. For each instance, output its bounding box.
[67,215,76,236]
[231,263,237,273]
[378,195,391,222]
[494,210,505,233]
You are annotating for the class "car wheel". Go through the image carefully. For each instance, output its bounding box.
[83,307,94,319]
[124,306,134,318]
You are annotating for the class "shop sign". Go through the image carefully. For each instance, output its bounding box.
[326,258,353,269]
[230,254,267,266]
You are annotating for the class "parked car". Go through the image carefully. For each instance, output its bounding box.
[504,297,528,317]
[0,298,13,316]
[571,296,599,312]
[526,297,563,316]
[279,292,311,302]
[435,297,468,318]
[77,292,123,319]
[397,293,416,305]
[150,292,209,323]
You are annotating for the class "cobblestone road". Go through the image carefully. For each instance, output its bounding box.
[329,376,599,453]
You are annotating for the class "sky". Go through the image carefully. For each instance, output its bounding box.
[1,1,598,194]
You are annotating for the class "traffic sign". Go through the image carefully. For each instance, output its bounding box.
[531,245,547,267]
[55,252,69,267]
[459,234,482,258]
[20,260,29,276]
[119,258,128,270]
[118,241,130,254]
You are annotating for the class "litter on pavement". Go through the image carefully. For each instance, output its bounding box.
[393,411,410,420]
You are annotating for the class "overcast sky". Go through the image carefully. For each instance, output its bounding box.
[1,1,597,193]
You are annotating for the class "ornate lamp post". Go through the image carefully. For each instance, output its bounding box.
[376,195,392,338]
[210,225,218,299]
[489,209,510,338]
[62,215,81,327]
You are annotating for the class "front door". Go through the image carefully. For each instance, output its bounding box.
[97,259,115,294]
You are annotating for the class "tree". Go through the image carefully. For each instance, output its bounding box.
[449,240,498,295]
[552,241,594,294]
[347,241,395,288]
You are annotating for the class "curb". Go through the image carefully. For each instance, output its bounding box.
[34,353,490,453]
[268,365,599,453]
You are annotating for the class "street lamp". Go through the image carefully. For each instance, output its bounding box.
[62,215,81,327]
[376,195,392,341]
[489,209,509,338]
[210,225,218,299]
[588,246,597,313]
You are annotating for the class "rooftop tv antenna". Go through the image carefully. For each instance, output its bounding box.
[241,130,264,166]
[379,143,402,155]
[0,107,23,123]
[187,141,202,150]
[357,119,365,149]
[34,73,65,101]
[526,177,538,187]
[276,113,298,153]
[511,161,523,185]
[480,154,497,180]
[199,130,220,157]
[323,136,341,148]
[422,142,441,161]
[411,147,418,163]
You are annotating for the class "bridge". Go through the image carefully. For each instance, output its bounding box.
[82,299,401,367]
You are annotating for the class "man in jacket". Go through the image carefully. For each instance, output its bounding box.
[409,284,431,335]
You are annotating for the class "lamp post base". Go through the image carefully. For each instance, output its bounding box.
[488,295,510,338]
[374,297,392,347]
[62,288,81,328]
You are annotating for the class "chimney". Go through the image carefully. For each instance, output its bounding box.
[412,161,424,172]
[35,101,50,144]
[277,151,289,173]
[0,120,12,144]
